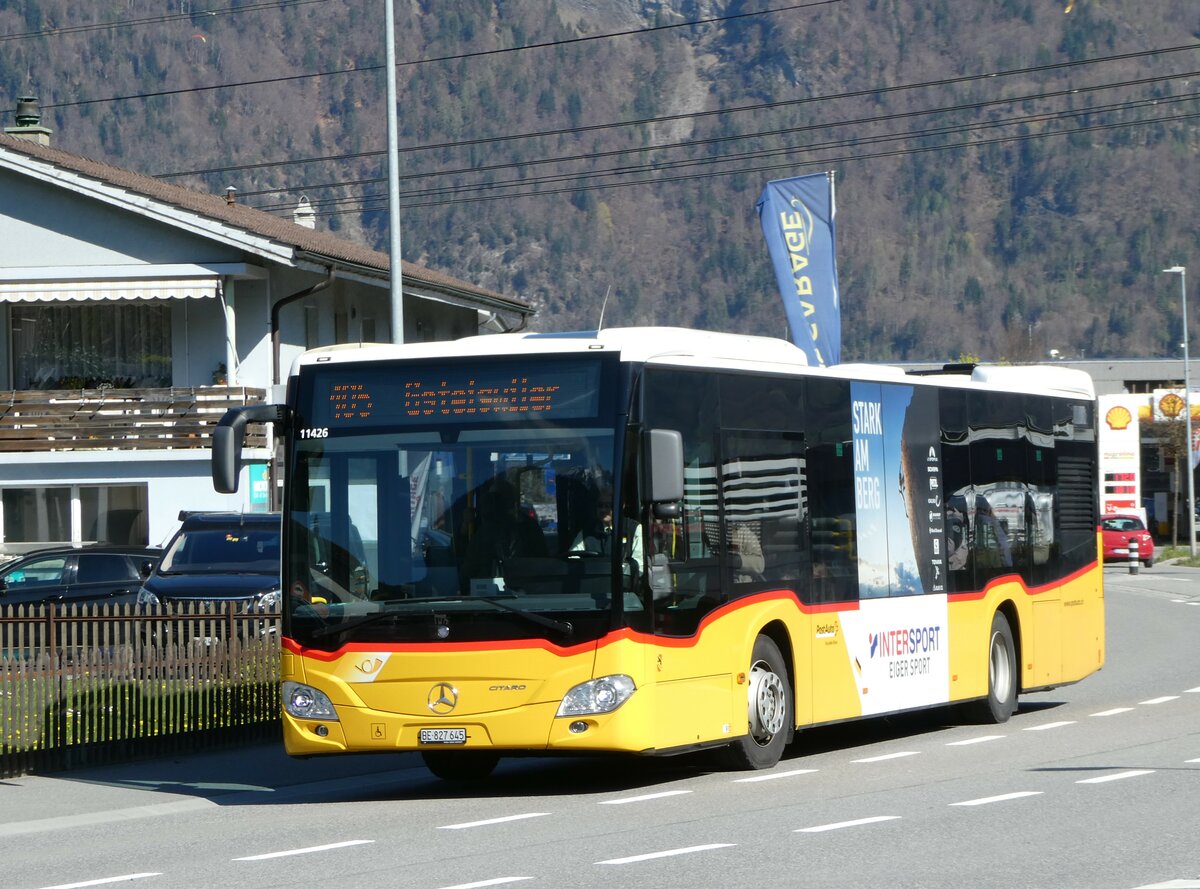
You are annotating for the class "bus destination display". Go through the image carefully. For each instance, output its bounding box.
[310,360,601,428]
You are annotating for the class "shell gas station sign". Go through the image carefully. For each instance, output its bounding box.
[1098,394,1143,516]
[1151,389,1200,469]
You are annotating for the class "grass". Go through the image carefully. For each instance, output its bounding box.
[1154,545,1200,568]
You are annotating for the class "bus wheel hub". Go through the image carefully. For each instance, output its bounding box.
[748,660,786,742]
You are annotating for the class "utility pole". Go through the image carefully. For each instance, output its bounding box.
[385,0,403,344]
[1163,266,1194,556]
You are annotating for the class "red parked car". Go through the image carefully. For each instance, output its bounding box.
[1100,514,1155,568]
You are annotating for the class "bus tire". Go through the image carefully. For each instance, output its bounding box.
[967,611,1018,724]
[421,750,501,781]
[720,635,792,770]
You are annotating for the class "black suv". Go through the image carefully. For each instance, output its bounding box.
[0,545,161,608]
[137,512,281,611]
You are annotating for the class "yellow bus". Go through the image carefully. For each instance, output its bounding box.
[214,327,1104,780]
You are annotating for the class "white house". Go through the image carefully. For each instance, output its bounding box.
[0,100,533,553]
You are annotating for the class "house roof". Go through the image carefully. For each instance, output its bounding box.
[0,131,532,315]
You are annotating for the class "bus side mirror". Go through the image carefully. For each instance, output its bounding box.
[645,428,684,518]
[212,404,285,493]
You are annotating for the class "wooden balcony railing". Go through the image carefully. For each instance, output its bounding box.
[0,386,268,452]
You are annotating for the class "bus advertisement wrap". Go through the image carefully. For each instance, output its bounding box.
[852,383,945,599]
[838,595,950,715]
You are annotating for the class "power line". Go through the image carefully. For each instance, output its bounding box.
[0,0,331,43]
[408,109,1200,211]
[42,2,835,112]
[387,42,1200,155]
[155,41,1200,181]
[388,0,841,69]
[300,104,1200,216]
[240,69,1199,203]
[317,94,1200,208]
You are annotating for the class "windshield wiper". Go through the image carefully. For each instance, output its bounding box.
[474,595,574,638]
[307,596,573,640]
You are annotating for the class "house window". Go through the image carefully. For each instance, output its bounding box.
[11,301,171,389]
[1,485,148,546]
[2,487,70,543]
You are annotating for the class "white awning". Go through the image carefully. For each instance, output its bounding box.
[0,278,219,302]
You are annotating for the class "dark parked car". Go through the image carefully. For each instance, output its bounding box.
[0,545,161,608]
[137,511,281,612]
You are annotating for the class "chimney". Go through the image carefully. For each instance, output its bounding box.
[224,186,237,205]
[293,195,316,229]
[5,96,53,145]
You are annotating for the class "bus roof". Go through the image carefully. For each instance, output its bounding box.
[292,328,1095,400]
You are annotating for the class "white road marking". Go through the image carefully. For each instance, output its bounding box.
[38,876,161,889]
[1128,880,1200,888]
[796,815,901,833]
[1023,721,1076,731]
[951,791,1043,807]
[597,844,735,864]
[434,879,534,889]
[946,735,1005,746]
[599,790,692,805]
[1140,696,1180,705]
[852,751,920,763]
[1185,686,1200,694]
[1092,707,1135,717]
[234,840,374,861]
[439,813,550,830]
[1077,770,1155,784]
[733,768,818,783]
[1186,758,1200,764]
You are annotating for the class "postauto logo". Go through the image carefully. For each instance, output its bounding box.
[868,625,942,658]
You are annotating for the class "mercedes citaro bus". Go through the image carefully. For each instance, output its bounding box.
[213,327,1103,780]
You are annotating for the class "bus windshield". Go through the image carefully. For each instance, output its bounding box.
[284,358,630,649]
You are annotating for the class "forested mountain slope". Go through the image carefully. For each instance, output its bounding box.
[2,0,1197,362]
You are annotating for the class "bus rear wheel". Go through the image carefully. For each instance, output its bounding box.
[720,635,792,770]
[421,750,501,781]
[966,611,1017,724]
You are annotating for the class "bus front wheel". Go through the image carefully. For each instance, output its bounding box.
[967,611,1018,724]
[720,635,792,770]
[422,750,501,781]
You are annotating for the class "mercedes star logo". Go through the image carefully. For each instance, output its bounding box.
[427,682,458,714]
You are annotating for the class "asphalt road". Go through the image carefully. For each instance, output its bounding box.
[6,563,1200,889]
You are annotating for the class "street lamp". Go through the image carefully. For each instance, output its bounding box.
[1163,266,1195,556]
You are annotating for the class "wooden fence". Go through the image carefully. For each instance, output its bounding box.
[0,603,281,777]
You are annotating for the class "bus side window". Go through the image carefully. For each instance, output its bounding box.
[642,367,721,634]
[719,430,807,591]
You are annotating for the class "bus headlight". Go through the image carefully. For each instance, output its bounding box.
[556,674,636,717]
[283,681,339,720]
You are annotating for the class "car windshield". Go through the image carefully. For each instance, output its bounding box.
[160,526,280,574]
[1102,517,1144,532]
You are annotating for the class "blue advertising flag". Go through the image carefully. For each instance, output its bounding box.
[756,172,841,366]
